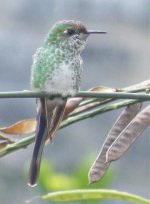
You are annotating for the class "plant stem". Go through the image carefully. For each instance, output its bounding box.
[0,99,140,157]
[0,81,150,157]
[0,135,34,157]
[0,89,149,100]
[60,99,140,129]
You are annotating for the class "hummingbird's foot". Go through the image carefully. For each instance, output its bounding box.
[49,95,55,100]
[62,96,68,101]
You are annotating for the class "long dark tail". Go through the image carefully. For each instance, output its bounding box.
[28,97,67,187]
[28,98,47,187]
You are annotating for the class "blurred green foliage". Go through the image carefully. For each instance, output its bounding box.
[38,157,114,203]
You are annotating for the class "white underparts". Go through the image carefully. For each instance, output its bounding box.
[45,63,77,97]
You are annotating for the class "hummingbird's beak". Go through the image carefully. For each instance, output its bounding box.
[87,30,107,34]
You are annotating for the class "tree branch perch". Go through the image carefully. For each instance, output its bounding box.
[0,89,150,100]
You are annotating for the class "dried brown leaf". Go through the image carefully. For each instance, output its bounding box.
[88,103,142,183]
[73,86,117,115]
[0,118,36,135]
[63,97,83,118]
[0,140,9,148]
[89,86,116,93]
[106,104,150,162]
[0,132,15,143]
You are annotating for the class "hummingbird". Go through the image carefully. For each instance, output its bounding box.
[28,20,106,187]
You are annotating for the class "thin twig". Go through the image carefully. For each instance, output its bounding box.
[0,99,141,157]
[0,82,150,157]
[0,89,150,100]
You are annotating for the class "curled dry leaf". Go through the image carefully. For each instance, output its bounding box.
[73,101,101,115]
[63,97,83,118]
[0,139,10,148]
[0,133,14,142]
[106,104,150,162]
[74,86,117,115]
[88,103,142,184]
[89,86,116,93]
[0,118,36,135]
[0,97,83,136]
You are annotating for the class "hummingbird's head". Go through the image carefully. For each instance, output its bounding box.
[45,20,106,52]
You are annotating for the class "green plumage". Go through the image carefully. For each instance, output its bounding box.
[31,20,88,95]
[31,46,65,90]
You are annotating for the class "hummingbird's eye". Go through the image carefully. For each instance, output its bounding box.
[64,29,75,36]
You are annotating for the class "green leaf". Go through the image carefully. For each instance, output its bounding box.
[42,189,149,203]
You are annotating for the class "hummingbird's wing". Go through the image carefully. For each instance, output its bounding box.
[28,97,67,187]
[46,99,67,141]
